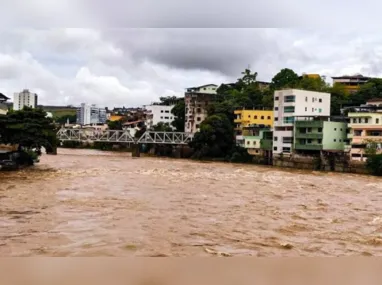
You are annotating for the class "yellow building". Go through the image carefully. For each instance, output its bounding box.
[234,109,273,131]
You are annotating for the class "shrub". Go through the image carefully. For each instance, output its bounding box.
[366,154,382,176]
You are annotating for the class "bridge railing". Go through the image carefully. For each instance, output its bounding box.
[57,128,194,145]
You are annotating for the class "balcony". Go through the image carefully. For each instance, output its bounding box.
[294,144,323,151]
[234,118,242,123]
[295,121,323,128]
[295,132,323,139]
[347,133,353,139]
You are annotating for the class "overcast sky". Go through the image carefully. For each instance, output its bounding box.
[1,0,382,107]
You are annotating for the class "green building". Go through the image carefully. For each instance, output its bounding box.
[293,117,348,153]
[236,125,273,156]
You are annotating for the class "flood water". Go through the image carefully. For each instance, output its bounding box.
[0,148,382,256]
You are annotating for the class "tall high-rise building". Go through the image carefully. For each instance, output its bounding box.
[13,89,38,111]
[76,103,107,125]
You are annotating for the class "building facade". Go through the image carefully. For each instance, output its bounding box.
[293,118,347,153]
[184,84,218,133]
[273,89,331,155]
[234,109,273,133]
[236,126,273,156]
[0,93,9,115]
[347,112,382,161]
[332,74,371,94]
[13,89,38,111]
[144,104,175,130]
[76,103,107,125]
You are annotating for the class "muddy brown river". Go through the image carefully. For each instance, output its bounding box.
[0,148,382,256]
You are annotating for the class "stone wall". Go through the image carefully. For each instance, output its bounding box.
[273,155,368,174]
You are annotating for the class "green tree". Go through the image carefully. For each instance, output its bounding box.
[349,78,382,106]
[158,96,179,106]
[330,83,350,116]
[270,68,300,90]
[0,107,58,153]
[107,119,124,130]
[189,114,234,159]
[297,76,329,92]
[171,99,185,131]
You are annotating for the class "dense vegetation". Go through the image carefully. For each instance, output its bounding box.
[0,107,58,154]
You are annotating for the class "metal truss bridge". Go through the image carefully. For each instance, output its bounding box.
[56,128,194,145]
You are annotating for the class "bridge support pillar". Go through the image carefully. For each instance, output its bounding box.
[132,144,140,157]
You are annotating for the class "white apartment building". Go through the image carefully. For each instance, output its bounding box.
[13,89,38,110]
[273,89,331,155]
[184,84,218,133]
[76,103,107,125]
[144,104,175,130]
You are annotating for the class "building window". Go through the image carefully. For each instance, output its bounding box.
[261,116,264,120]
[284,95,295,103]
[318,139,322,144]
[312,97,315,102]
[248,115,251,118]
[275,107,278,111]
[275,117,278,121]
[319,108,322,113]
[334,128,337,131]
[307,139,312,144]
[307,128,312,133]
[273,147,278,151]
[165,117,169,119]
[319,98,322,103]
[283,117,294,124]
[267,116,271,119]
[318,128,322,133]
[275,96,279,101]
[274,136,278,141]
[353,118,357,123]
[283,137,293,143]
[365,118,369,123]
[254,116,258,119]
[359,118,362,123]
[334,139,337,142]
[284,106,295,113]
[340,128,343,131]
[305,107,307,112]
[305,97,308,102]
[283,147,291,153]
[339,139,342,142]
[160,116,163,119]
[197,117,201,121]
[377,119,380,124]
[253,141,256,145]
[161,110,164,113]
[312,108,314,112]
[247,141,250,145]
[165,110,170,113]
[196,124,200,128]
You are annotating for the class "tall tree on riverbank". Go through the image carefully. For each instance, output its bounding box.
[171,99,185,131]
[0,107,58,153]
